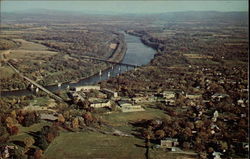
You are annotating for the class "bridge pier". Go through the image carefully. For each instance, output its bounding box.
[58,83,62,87]
[35,87,39,93]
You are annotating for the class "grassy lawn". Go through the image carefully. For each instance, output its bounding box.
[29,96,53,107]
[9,121,51,144]
[101,107,166,126]
[99,107,167,134]
[0,66,15,79]
[44,131,196,159]
[45,131,146,159]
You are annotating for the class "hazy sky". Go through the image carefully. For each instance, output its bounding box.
[1,1,248,14]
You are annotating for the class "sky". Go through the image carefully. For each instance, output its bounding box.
[1,1,248,14]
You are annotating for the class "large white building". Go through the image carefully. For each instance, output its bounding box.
[72,85,101,92]
[118,100,145,112]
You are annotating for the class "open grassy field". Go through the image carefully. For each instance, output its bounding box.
[44,131,196,159]
[45,131,146,159]
[0,66,15,79]
[9,121,51,144]
[6,39,58,60]
[101,107,167,125]
[100,107,167,133]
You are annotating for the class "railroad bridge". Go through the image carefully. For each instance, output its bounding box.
[7,62,64,102]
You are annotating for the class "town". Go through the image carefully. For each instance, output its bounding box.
[0,2,248,159]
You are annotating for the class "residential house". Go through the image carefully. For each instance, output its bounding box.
[237,99,245,107]
[0,145,17,159]
[160,138,179,148]
[211,93,229,101]
[212,152,222,159]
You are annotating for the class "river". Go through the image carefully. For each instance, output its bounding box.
[0,33,155,97]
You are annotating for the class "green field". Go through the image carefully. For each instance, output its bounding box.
[100,107,167,133]
[45,131,146,159]
[0,66,15,79]
[44,131,196,159]
[44,108,172,159]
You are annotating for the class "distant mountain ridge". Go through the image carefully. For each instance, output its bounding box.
[1,9,248,24]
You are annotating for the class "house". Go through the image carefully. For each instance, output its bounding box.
[212,152,222,159]
[211,93,229,100]
[160,138,179,148]
[237,99,245,107]
[212,110,219,122]
[101,88,118,98]
[90,99,111,108]
[0,145,17,159]
[71,85,100,92]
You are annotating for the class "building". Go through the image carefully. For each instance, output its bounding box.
[212,152,222,159]
[102,88,118,98]
[165,99,175,106]
[72,85,100,92]
[132,96,152,104]
[90,99,111,108]
[185,94,202,99]
[211,93,229,100]
[160,138,179,148]
[163,91,176,99]
[118,100,145,112]
[40,113,58,121]
[68,91,85,102]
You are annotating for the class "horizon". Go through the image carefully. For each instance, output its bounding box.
[1,1,248,15]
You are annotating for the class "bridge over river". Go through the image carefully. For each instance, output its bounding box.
[1,33,155,97]
[7,62,64,102]
[77,55,138,68]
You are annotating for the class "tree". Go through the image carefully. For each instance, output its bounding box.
[24,137,35,149]
[37,135,48,150]
[34,149,43,159]
[57,114,65,123]
[83,112,93,126]
[72,118,79,129]
[8,126,19,135]
[182,142,191,150]
[5,116,15,128]
[155,130,165,139]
